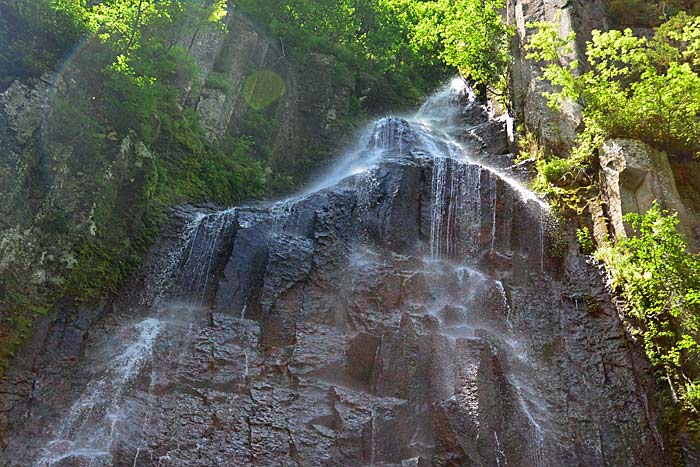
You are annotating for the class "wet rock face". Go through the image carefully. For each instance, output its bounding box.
[0,102,673,466]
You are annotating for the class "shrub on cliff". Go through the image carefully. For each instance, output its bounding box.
[595,203,700,423]
[525,13,700,211]
[528,13,700,159]
[411,0,513,98]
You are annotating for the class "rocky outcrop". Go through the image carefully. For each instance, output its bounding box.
[670,157,700,250]
[507,0,608,153]
[598,138,700,243]
[0,92,672,466]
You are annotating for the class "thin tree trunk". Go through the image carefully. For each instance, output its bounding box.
[125,0,145,55]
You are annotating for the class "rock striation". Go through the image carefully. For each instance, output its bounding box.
[0,83,672,467]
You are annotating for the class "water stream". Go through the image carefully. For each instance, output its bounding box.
[11,78,643,467]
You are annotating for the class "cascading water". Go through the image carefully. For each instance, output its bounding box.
[35,319,162,467]
[2,79,672,467]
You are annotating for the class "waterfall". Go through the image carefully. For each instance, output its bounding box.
[8,78,658,467]
[35,319,162,467]
[175,208,236,305]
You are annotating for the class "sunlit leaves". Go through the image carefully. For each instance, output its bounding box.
[595,203,700,413]
[527,13,700,160]
[412,0,512,91]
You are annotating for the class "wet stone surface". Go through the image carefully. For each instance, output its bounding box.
[0,85,672,466]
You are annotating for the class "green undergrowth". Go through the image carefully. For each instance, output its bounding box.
[524,8,700,444]
[0,0,266,374]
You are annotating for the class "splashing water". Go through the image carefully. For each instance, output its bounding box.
[36,319,162,467]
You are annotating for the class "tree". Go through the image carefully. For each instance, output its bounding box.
[411,0,513,95]
[526,14,700,159]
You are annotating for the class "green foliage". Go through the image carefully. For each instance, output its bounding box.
[595,203,700,418]
[526,14,700,211]
[530,146,596,213]
[515,125,541,162]
[205,71,233,94]
[151,108,268,206]
[527,15,700,159]
[576,226,594,254]
[85,0,227,57]
[412,0,513,95]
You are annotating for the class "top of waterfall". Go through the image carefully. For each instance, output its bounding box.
[414,76,474,131]
[303,77,547,211]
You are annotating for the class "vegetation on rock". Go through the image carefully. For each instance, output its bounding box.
[526,13,700,211]
[0,0,261,371]
[527,8,700,439]
[412,0,513,98]
[595,204,700,435]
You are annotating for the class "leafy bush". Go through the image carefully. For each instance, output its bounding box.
[595,203,700,418]
[525,14,700,211]
[412,0,513,96]
[527,15,700,159]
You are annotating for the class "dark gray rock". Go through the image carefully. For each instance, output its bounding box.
[0,99,673,467]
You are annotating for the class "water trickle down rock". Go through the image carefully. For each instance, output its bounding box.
[0,81,673,467]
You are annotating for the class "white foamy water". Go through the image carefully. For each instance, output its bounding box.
[36,318,162,467]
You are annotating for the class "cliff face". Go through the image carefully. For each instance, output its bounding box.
[507,0,608,153]
[0,73,156,324]
[0,85,673,467]
[0,11,358,361]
